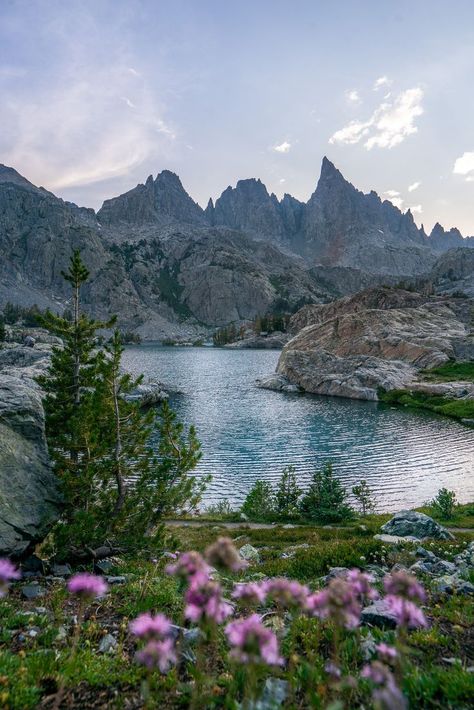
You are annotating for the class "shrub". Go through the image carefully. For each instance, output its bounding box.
[241,481,276,520]
[275,465,302,518]
[430,488,458,519]
[352,480,377,516]
[299,462,354,523]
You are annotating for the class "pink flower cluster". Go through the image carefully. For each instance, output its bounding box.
[383,570,427,629]
[307,577,362,629]
[185,573,233,624]
[362,661,407,710]
[264,578,310,610]
[136,638,177,673]
[67,573,108,600]
[232,582,267,605]
[130,611,176,674]
[129,613,172,639]
[0,558,20,597]
[165,551,210,582]
[225,614,283,666]
[205,537,248,572]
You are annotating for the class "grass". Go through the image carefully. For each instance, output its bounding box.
[1,521,474,708]
[421,361,474,383]
[379,388,474,422]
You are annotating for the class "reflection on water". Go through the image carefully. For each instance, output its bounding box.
[122,345,474,511]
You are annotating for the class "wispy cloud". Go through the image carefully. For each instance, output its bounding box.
[384,189,400,197]
[410,204,423,214]
[373,75,392,91]
[408,181,421,192]
[273,141,291,153]
[329,87,424,150]
[345,89,361,104]
[0,8,176,196]
[453,151,474,181]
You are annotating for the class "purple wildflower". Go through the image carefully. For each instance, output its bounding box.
[307,578,361,629]
[67,573,108,599]
[0,558,20,596]
[362,661,407,710]
[324,661,342,679]
[376,643,398,664]
[383,570,425,602]
[165,551,210,582]
[232,582,267,605]
[205,537,248,572]
[263,578,310,610]
[225,614,283,666]
[347,569,378,601]
[385,595,428,628]
[129,613,172,639]
[185,573,233,624]
[136,638,177,673]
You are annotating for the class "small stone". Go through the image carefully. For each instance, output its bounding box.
[33,606,48,615]
[95,560,114,574]
[361,600,398,629]
[21,583,46,600]
[252,677,289,709]
[325,567,349,582]
[409,561,434,575]
[98,634,117,654]
[374,534,418,545]
[28,628,39,638]
[105,575,127,585]
[415,547,438,562]
[52,563,73,577]
[456,581,474,596]
[56,626,67,642]
[431,560,457,575]
[21,555,46,575]
[239,544,260,563]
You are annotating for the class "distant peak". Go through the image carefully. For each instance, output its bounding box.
[156,169,183,185]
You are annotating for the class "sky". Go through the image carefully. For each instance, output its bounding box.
[1,0,474,235]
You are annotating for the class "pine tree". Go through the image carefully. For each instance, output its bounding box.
[130,400,206,538]
[299,462,354,523]
[37,250,114,539]
[275,465,302,518]
[39,251,206,553]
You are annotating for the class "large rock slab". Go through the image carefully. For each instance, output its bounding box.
[0,375,61,557]
[380,511,454,541]
[277,294,473,401]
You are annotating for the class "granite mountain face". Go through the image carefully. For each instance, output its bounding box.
[0,158,472,337]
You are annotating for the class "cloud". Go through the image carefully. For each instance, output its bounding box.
[0,5,177,202]
[384,189,400,197]
[374,76,392,91]
[279,178,286,183]
[273,141,291,153]
[345,89,361,104]
[410,204,423,214]
[329,87,424,150]
[453,152,474,180]
[408,181,421,192]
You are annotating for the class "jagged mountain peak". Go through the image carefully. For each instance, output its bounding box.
[97,169,206,227]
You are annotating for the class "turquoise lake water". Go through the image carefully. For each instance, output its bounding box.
[122,345,474,512]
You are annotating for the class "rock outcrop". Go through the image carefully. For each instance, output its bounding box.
[0,375,61,557]
[273,290,474,400]
[380,511,454,540]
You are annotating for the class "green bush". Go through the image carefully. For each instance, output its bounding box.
[241,481,276,520]
[299,462,354,523]
[352,480,377,516]
[430,488,458,519]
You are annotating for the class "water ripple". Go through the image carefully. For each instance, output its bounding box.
[122,345,474,511]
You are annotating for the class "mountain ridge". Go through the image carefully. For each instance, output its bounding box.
[1,158,473,338]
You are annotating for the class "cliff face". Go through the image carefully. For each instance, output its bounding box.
[1,158,472,336]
